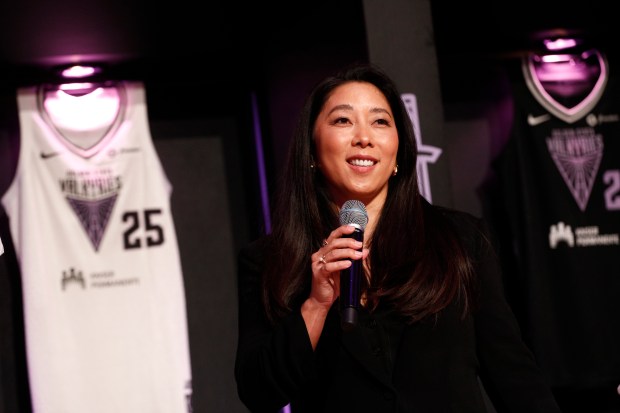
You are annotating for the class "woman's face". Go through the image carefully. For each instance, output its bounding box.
[313,81,399,207]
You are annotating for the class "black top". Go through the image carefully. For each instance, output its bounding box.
[235,208,562,413]
[482,56,620,389]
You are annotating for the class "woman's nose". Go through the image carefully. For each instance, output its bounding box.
[352,126,372,147]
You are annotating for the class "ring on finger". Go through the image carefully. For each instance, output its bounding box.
[322,239,329,247]
[319,255,327,265]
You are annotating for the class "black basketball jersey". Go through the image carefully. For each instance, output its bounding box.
[486,49,620,388]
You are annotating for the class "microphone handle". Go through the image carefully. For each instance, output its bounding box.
[340,227,363,331]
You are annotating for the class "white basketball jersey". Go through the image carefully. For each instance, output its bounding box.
[1,81,193,413]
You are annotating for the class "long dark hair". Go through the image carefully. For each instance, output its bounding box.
[262,63,475,324]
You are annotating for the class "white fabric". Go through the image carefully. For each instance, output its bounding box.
[1,82,192,413]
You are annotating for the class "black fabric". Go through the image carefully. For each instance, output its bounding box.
[482,56,620,391]
[234,209,561,413]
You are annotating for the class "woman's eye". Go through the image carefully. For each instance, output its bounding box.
[375,118,390,126]
[334,117,350,124]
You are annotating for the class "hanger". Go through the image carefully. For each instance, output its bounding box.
[526,34,606,100]
[35,63,126,156]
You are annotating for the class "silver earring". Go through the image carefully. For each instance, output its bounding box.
[392,165,398,176]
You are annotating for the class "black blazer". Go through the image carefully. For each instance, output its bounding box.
[234,209,561,413]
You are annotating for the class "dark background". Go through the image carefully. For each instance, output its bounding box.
[0,1,617,412]
[0,1,616,99]
[0,0,616,188]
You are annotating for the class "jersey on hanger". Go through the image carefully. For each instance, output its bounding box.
[1,81,193,413]
[487,49,620,389]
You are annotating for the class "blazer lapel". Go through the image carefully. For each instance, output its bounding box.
[341,324,393,387]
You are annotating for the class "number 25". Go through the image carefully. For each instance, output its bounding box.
[122,209,165,249]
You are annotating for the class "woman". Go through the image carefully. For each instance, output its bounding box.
[235,63,561,412]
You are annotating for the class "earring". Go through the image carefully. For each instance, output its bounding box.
[310,156,317,170]
[392,165,398,176]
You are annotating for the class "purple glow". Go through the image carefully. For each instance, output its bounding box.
[526,49,607,117]
[61,65,99,78]
[43,87,120,132]
[250,92,272,234]
[543,37,579,51]
[541,54,573,63]
[59,82,95,91]
[533,51,599,82]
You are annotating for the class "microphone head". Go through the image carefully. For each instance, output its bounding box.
[339,200,368,231]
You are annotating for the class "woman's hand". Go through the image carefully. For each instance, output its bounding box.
[302,224,369,348]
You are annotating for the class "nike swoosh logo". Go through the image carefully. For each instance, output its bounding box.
[527,113,551,126]
[40,151,61,159]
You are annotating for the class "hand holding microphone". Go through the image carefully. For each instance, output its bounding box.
[310,200,368,330]
[307,219,367,348]
[338,200,368,331]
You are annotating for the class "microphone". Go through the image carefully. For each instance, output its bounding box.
[338,200,368,331]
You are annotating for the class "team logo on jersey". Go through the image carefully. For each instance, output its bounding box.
[527,113,551,126]
[67,195,118,251]
[585,112,620,127]
[549,222,574,248]
[40,151,62,159]
[60,169,122,251]
[549,222,619,248]
[546,127,603,211]
[61,267,86,290]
